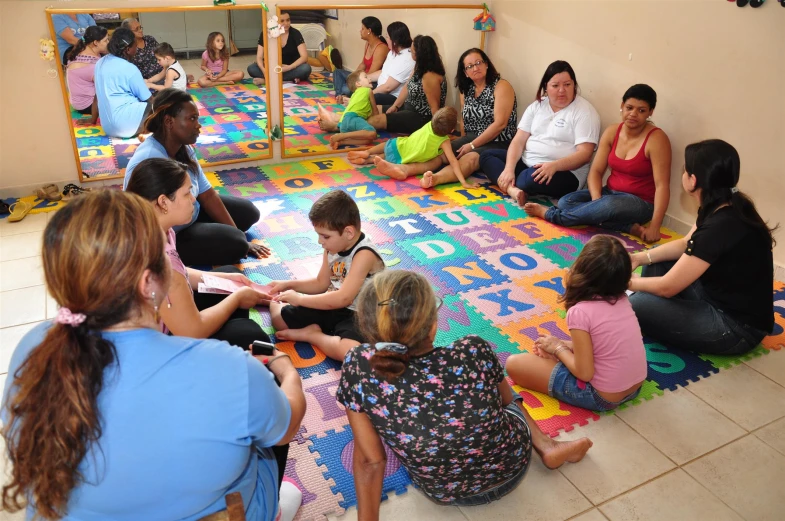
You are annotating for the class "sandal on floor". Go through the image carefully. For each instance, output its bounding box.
[7,201,32,222]
[0,200,10,215]
[62,184,91,201]
[34,183,62,202]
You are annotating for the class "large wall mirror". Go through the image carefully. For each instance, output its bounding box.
[46,6,272,183]
[275,5,484,159]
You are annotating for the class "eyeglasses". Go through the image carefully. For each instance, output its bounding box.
[464,60,485,72]
[132,26,143,32]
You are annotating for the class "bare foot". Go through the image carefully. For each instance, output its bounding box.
[252,77,265,86]
[628,223,644,239]
[374,157,407,180]
[509,187,527,207]
[348,150,371,165]
[523,202,548,218]
[537,437,593,470]
[276,324,323,343]
[329,134,342,150]
[420,171,435,189]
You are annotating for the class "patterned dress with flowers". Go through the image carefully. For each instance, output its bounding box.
[336,335,532,503]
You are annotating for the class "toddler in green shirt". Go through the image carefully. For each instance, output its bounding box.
[317,71,378,149]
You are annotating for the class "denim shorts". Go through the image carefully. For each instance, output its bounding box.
[548,362,640,412]
[436,403,533,507]
[339,112,375,133]
[384,138,403,164]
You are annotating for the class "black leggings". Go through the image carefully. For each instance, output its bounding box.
[383,103,431,134]
[193,266,288,485]
[374,92,398,107]
[176,194,261,266]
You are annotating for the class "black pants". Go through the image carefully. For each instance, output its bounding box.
[374,92,398,107]
[194,266,287,484]
[176,194,261,266]
[383,103,430,135]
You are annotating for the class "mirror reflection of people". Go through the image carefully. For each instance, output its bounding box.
[94,28,153,139]
[333,16,389,104]
[145,43,188,92]
[337,270,592,517]
[198,32,244,87]
[66,26,109,125]
[52,13,96,65]
[0,189,305,521]
[629,140,776,355]
[420,49,518,189]
[123,89,270,266]
[373,22,415,106]
[121,18,163,80]
[478,60,601,206]
[248,11,311,85]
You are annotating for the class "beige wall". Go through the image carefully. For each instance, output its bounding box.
[323,8,483,108]
[486,0,785,264]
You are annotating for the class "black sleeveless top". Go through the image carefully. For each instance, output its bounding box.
[407,72,447,119]
[463,77,517,142]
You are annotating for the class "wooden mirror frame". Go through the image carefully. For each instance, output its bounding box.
[276,4,485,160]
[46,5,273,183]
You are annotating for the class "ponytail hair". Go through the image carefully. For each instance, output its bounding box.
[126,157,189,203]
[1,190,169,519]
[66,25,107,63]
[142,88,198,174]
[686,139,778,247]
[355,270,438,380]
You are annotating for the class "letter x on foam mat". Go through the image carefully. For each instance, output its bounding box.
[200,158,785,520]
[69,80,269,179]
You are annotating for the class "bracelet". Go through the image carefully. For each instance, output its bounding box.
[264,354,291,369]
[553,345,569,357]
[646,251,653,265]
[469,142,475,150]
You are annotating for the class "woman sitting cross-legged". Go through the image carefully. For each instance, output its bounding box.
[337,270,592,515]
[628,139,776,355]
[478,60,600,206]
[123,88,270,266]
[1,190,305,521]
[524,84,672,243]
[420,48,517,189]
[126,158,273,349]
[506,235,647,412]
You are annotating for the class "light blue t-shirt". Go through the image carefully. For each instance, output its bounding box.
[123,135,212,230]
[2,322,290,521]
[52,14,96,62]
[94,55,151,138]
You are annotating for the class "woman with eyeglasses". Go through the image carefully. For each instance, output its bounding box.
[420,48,517,189]
[93,28,153,138]
[121,18,163,80]
[337,270,592,516]
[478,60,601,206]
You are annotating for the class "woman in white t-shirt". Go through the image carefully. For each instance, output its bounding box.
[372,21,415,106]
[478,60,601,206]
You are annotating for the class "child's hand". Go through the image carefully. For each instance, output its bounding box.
[273,290,302,306]
[460,180,480,189]
[532,344,556,360]
[535,335,563,355]
[268,281,290,295]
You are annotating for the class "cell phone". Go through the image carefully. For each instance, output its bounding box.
[252,340,275,356]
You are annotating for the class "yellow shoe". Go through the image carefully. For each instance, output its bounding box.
[7,200,32,223]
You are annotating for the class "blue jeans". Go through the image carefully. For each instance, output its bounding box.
[546,187,655,233]
[478,149,578,198]
[438,404,532,507]
[247,62,312,82]
[333,68,351,97]
[549,362,640,411]
[629,261,767,355]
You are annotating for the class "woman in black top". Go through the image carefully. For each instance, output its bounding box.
[248,11,312,84]
[629,139,776,354]
[367,35,446,135]
[122,18,162,79]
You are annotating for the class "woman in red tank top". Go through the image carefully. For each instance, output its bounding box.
[523,84,672,243]
[333,16,389,104]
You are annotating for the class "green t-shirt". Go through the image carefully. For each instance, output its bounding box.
[340,86,373,122]
[396,122,449,164]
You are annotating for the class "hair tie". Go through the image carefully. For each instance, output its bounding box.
[730,186,739,194]
[56,307,87,327]
[375,342,408,355]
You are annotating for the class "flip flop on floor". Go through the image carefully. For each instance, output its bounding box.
[62,184,91,201]
[34,183,62,202]
[7,201,32,222]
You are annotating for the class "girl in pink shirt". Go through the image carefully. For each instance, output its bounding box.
[197,32,244,87]
[506,235,647,411]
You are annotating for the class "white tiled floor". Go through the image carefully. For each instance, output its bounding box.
[1,212,785,520]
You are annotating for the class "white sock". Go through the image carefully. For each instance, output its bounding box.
[277,478,302,521]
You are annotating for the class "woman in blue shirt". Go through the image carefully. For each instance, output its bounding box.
[52,13,96,65]
[1,190,306,521]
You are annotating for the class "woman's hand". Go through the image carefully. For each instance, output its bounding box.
[531,163,558,185]
[248,242,271,259]
[630,252,643,272]
[217,272,253,286]
[234,286,271,309]
[268,281,290,295]
[456,143,474,159]
[255,349,298,380]
[497,168,516,192]
[273,290,302,306]
[639,225,662,244]
[534,335,564,355]
[385,105,399,114]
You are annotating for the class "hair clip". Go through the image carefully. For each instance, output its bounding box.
[730,187,739,194]
[377,298,396,307]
